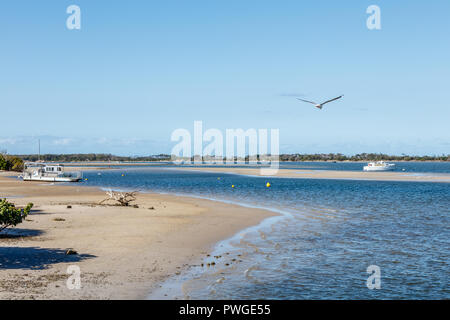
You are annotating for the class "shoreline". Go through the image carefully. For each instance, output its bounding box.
[61,162,450,183]
[148,208,290,300]
[169,167,450,183]
[17,159,450,165]
[0,172,276,299]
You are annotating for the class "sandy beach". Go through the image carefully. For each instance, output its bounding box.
[0,172,275,300]
[172,167,450,183]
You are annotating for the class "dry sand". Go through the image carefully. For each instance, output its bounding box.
[173,167,450,183]
[0,172,275,300]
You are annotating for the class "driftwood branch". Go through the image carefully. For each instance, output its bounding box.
[99,190,139,207]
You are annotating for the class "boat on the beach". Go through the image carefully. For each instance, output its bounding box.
[20,163,83,182]
[363,161,395,172]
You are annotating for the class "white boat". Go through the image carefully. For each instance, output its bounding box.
[363,161,395,172]
[21,163,83,182]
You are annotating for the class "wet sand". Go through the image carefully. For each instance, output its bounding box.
[41,161,450,183]
[0,172,274,299]
[172,167,450,183]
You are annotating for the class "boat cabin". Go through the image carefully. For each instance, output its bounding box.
[44,165,64,173]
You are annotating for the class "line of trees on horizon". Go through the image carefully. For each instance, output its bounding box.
[278,153,450,162]
[14,153,171,162]
[9,153,450,163]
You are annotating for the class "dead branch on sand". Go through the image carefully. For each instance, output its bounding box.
[99,190,139,207]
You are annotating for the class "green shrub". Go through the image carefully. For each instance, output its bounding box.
[0,155,24,172]
[0,199,33,232]
[0,156,7,170]
[8,156,24,171]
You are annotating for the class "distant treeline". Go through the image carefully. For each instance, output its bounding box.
[12,153,450,163]
[15,154,171,162]
[279,153,450,162]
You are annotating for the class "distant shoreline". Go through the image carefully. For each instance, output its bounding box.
[13,152,450,164]
[18,159,450,166]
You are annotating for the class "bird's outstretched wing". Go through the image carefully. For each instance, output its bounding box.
[297,98,317,105]
[321,95,344,105]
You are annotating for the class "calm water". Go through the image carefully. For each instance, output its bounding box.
[68,161,450,173]
[81,165,450,299]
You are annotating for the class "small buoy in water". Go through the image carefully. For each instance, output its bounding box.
[121,174,125,177]
[231,185,235,188]
[217,177,220,180]
[266,182,271,188]
[85,178,88,181]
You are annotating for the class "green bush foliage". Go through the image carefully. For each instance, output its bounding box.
[0,199,33,232]
[0,155,24,172]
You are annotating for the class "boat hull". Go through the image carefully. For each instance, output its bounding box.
[23,176,82,182]
[363,166,395,172]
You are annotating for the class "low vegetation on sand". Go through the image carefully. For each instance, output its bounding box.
[0,199,33,233]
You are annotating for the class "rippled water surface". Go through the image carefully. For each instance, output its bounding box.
[81,166,450,299]
[71,161,450,173]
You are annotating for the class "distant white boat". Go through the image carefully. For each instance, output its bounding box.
[21,163,82,182]
[363,161,395,172]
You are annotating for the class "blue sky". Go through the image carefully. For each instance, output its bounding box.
[0,1,449,156]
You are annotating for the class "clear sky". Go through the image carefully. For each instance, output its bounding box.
[1,0,449,156]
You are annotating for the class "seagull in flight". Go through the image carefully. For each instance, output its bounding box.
[297,95,344,109]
